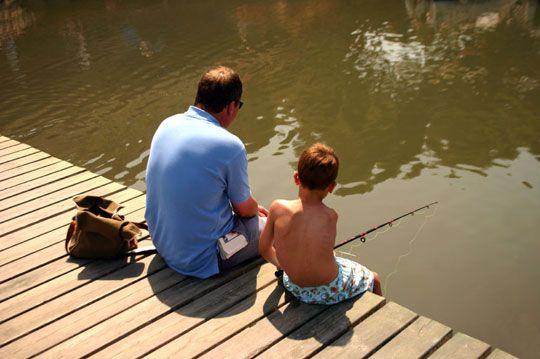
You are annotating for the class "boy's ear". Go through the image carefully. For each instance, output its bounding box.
[293,171,300,186]
[327,181,337,193]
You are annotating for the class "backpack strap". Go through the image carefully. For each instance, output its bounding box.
[65,218,77,253]
[132,221,148,231]
[126,245,157,256]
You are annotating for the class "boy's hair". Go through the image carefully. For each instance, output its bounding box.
[297,143,339,190]
[194,66,242,113]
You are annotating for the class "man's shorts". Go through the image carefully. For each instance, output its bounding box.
[218,215,267,270]
[282,257,374,305]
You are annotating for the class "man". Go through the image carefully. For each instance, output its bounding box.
[145,66,267,279]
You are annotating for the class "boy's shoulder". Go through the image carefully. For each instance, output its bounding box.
[269,199,298,216]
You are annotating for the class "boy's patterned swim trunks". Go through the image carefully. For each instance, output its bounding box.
[282,257,374,305]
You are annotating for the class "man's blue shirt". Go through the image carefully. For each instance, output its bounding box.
[145,106,251,278]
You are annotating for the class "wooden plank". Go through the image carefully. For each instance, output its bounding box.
[0,166,86,202]
[148,278,289,358]
[487,349,517,359]
[370,316,452,359]
[97,264,279,358]
[258,293,386,359]
[0,254,169,350]
[0,188,142,251]
[0,259,180,357]
[0,140,19,150]
[0,190,144,266]
[314,302,419,359]
[0,181,123,236]
[0,157,62,182]
[0,195,146,293]
[0,246,155,325]
[0,143,30,157]
[0,136,12,143]
[0,171,102,217]
[0,193,146,283]
[430,332,491,359]
[37,260,264,358]
[0,215,148,299]
[0,160,73,191]
[200,298,330,358]
[0,151,51,173]
[0,147,41,165]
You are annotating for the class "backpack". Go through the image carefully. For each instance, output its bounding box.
[65,195,155,259]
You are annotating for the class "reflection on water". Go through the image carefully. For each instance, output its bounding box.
[1,0,539,356]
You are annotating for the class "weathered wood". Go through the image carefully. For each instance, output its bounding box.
[0,166,85,201]
[200,298,330,358]
[0,139,19,150]
[314,302,418,359]
[0,182,123,236]
[0,200,146,289]
[0,250,152,325]
[0,254,167,349]
[0,157,62,182]
[0,192,145,268]
[430,332,491,359]
[0,151,50,173]
[0,143,30,157]
[0,188,142,251]
[0,147,41,165]
[0,256,179,358]
[148,279,289,358]
[0,198,147,295]
[0,161,73,192]
[38,260,264,358]
[487,349,518,359]
[0,171,103,217]
[370,316,452,359]
[259,292,386,359]
[95,263,278,358]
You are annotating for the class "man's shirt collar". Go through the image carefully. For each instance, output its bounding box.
[185,105,221,127]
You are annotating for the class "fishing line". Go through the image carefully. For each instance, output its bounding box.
[383,205,438,295]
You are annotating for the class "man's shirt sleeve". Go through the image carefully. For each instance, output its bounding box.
[226,148,252,204]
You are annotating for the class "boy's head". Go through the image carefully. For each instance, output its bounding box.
[295,143,339,193]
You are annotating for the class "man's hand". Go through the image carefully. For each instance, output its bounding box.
[258,205,269,217]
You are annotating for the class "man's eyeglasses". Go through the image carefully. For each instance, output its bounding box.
[238,100,244,109]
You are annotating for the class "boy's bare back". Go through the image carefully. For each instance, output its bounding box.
[271,199,339,287]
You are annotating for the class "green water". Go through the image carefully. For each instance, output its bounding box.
[1,0,539,356]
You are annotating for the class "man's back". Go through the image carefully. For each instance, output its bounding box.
[273,199,339,287]
[145,106,250,278]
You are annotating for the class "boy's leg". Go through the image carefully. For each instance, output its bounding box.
[372,272,382,296]
[219,215,267,270]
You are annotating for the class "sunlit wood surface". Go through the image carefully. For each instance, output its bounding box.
[0,135,516,358]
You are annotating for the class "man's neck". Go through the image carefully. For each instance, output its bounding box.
[194,104,227,127]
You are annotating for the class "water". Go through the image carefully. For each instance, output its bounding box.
[1,0,539,356]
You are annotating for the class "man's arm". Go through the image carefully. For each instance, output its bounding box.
[232,196,258,218]
[259,201,281,268]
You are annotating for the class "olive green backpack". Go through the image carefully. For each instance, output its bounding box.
[65,195,156,259]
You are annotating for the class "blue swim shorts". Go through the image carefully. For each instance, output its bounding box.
[282,257,374,305]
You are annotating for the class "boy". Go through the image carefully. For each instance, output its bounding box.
[259,143,382,305]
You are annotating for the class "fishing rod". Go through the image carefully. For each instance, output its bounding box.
[274,201,438,278]
[334,201,438,250]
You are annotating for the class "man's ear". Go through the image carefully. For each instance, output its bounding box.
[327,181,337,193]
[293,171,300,186]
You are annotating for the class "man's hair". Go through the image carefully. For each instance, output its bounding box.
[194,66,242,113]
[297,143,339,190]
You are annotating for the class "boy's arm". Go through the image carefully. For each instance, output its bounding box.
[258,201,281,269]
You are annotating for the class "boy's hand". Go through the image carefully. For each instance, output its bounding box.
[258,205,269,217]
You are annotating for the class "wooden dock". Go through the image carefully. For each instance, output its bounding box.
[0,135,516,358]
